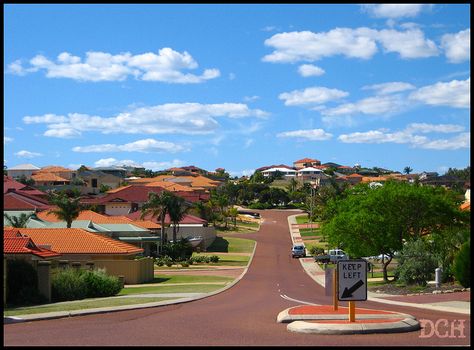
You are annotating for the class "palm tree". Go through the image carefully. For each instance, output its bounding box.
[4,212,34,228]
[48,192,82,228]
[168,194,188,243]
[404,166,413,175]
[141,191,174,252]
[228,207,239,229]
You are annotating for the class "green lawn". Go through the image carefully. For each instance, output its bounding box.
[191,252,251,266]
[299,228,321,236]
[295,215,310,224]
[118,284,225,295]
[151,275,234,284]
[4,297,175,316]
[205,236,256,253]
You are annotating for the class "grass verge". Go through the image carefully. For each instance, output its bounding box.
[4,297,175,316]
[118,284,226,295]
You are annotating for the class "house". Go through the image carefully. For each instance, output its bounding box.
[3,191,52,211]
[293,158,321,169]
[126,211,216,250]
[11,228,152,284]
[261,167,297,178]
[337,165,354,174]
[31,172,70,186]
[420,175,466,189]
[336,173,363,185]
[93,166,128,178]
[4,175,48,199]
[7,164,41,179]
[35,165,75,181]
[297,167,323,181]
[4,229,61,261]
[31,210,160,256]
[14,228,144,261]
[76,169,123,194]
[255,164,294,172]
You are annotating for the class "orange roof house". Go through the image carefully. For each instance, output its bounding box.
[4,229,61,260]
[14,228,143,260]
[31,172,70,186]
[293,158,321,169]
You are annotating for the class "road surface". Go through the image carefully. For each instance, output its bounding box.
[4,210,470,346]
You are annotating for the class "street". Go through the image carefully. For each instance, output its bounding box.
[4,210,470,346]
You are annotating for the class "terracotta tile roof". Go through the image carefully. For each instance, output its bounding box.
[37,210,135,224]
[15,228,143,255]
[38,166,73,172]
[106,185,132,194]
[294,158,319,163]
[126,211,207,225]
[4,229,61,258]
[347,173,363,178]
[145,181,196,192]
[3,191,52,210]
[31,173,70,182]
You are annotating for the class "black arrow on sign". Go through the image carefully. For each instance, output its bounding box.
[341,280,364,298]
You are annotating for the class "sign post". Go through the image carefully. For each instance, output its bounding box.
[337,259,368,322]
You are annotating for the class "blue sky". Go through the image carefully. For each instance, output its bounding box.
[4,4,470,177]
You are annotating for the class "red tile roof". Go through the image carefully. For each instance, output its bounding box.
[3,191,52,210]
[294,158,319,163]
[14,228,144,255]
[4,229,61,258]
[460,201,470,211]
[126,211,207,225]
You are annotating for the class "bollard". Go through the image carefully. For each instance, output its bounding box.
[435,267,442,288]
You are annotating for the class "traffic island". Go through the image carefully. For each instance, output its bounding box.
[277,305,421,335]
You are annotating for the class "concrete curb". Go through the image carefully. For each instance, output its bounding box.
[276,307,415,323]
[287,317,421,335]
[4,241,258,324]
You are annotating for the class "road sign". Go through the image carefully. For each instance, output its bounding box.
[337,259,367,301]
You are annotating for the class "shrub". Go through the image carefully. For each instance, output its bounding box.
[51,268,88,302]
[51,268,122,302]
[180,261,189,268]
[309,246,325,256]
[191,255,208,263]
[395,239,438,286]
[162,239,193,262]
[81,269,122,298]
[453,241,470,288]
[6,259,46,306]
[209,255,220,263]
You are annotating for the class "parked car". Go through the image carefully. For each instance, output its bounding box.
[314,248,348,263]
[291,244,306,258]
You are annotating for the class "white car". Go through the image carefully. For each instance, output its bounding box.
[291,244,306,258]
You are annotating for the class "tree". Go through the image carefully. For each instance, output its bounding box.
[404,166,413,175]
[322,181,467,281]
[140,191,174,252]
[48,191,82,228]
[4,212,34,228]
[167,194,188,243]
[228,207,239,228]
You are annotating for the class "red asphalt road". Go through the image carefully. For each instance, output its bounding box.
[4,210,471,346]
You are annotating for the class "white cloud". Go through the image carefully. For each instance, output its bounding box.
[338,123,469,150]
[375,28,439,59]
[15,150,43,158]
[361,4,429,19]
[409,78,470,108]
[244,139,254,148]
[277,128,333,141]
[263,27,439,63]
[4,136,13,144]
[94,158,142,168]
[243,95,260,102]
[229,169,255,177]
[72,138,186,153]
[25,102,269,139]
[23,114,69,124]
[321,94,404,117]
[419,132,470,150]
[362,82,416,95]
[142,159,186,171]
[298,64,325,77]
[279,86,348,106]
[405,123,465,134]
[441,29,470,63]
[9,48,220,84]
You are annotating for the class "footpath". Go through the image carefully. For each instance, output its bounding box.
[285,214,470,334]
